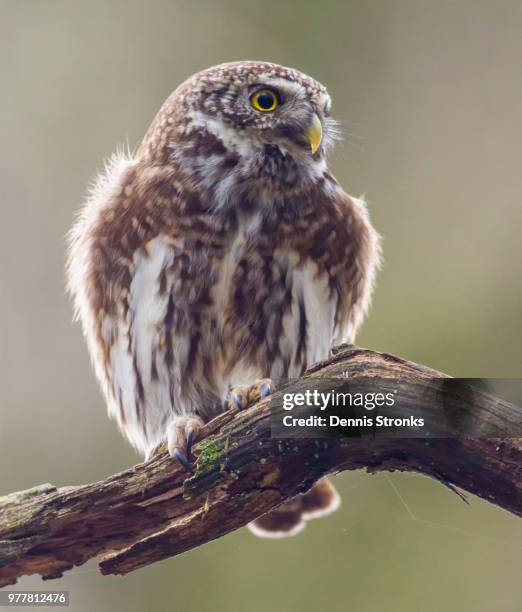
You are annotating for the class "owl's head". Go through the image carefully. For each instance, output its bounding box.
[141,62,339,169]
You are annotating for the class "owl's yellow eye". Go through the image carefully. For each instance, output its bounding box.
[250,88,279,112]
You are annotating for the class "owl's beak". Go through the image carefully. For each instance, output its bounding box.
[306,113,323,154]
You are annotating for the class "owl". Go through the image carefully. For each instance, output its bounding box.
[67,61,380,538]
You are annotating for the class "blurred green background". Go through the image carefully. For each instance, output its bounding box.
[1,1,521,611]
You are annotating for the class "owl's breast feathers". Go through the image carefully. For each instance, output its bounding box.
[68,152,379,453]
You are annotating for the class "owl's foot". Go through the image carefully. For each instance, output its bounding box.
[227,378,272,411]
[167,415,204,472]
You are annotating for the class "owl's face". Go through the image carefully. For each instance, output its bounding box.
[176,61,338,159]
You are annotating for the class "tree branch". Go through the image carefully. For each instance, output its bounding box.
[1,346,521,587]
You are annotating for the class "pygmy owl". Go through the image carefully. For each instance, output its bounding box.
[68,61,380,537]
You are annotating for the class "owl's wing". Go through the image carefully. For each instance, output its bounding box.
[332,194,381,345]
[68,152,226,458]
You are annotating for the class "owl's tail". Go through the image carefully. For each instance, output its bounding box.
[247,478,340,538]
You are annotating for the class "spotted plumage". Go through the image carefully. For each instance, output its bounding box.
[67,61,380,537]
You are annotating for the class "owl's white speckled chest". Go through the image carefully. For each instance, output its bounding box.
[108,207,337,454]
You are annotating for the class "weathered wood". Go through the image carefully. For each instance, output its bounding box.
[1,346,521,587]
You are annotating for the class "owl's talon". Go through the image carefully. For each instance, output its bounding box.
[173,448,193,472]
[186,426,194,456]
[227,378,273,411]
[167,415,204,472]
[260,383,271,398]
